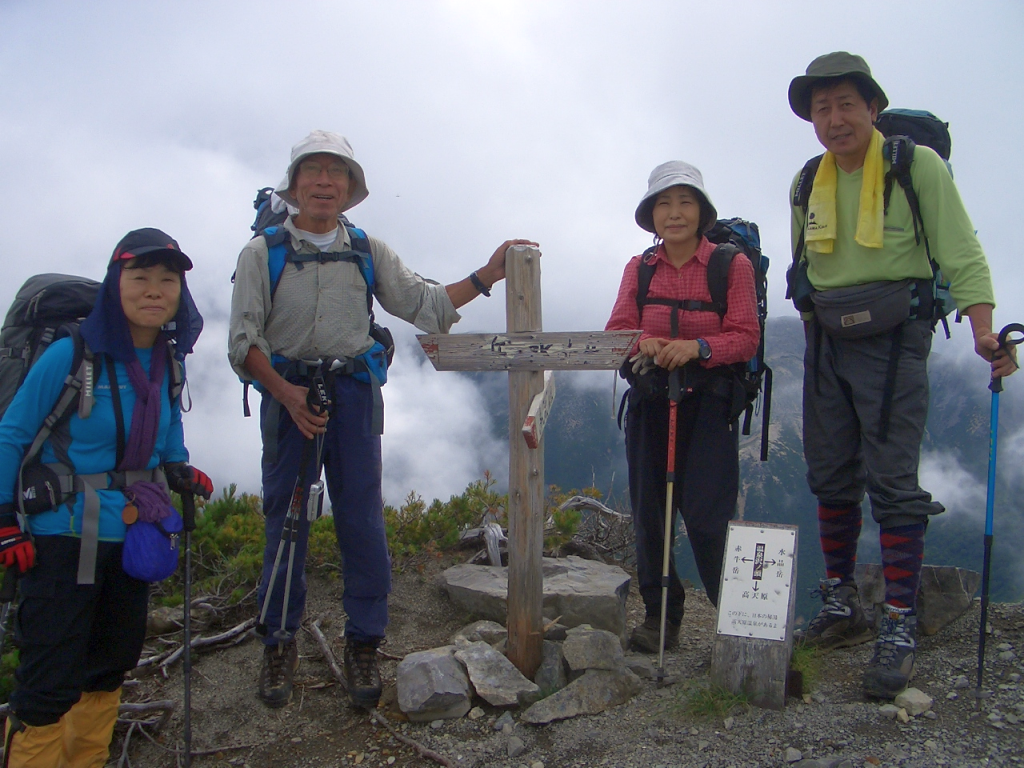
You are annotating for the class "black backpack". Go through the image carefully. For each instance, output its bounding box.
[632,218,772,461]
[787,109,957,336]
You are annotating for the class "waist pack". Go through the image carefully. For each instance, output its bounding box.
[123,509,183,583]
[811,280,913,339]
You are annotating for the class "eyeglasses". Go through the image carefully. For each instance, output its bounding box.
[297,160,350,180]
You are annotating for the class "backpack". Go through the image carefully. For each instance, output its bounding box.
[787,109,958,337]
[632,218,773,461]
[0,273,184,515]
[236,190,395,412]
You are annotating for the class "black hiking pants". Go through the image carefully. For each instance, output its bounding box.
[625,380,738,618]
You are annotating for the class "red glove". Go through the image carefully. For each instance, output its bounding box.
[0,526,35,573]
[165,463,214,500]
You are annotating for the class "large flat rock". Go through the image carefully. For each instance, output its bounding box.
[855,563,981,636]
[441,556,630,638]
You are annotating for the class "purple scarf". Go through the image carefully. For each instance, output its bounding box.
[119,338,168,471]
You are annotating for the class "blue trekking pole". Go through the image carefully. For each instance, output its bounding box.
[975,323,1023,700]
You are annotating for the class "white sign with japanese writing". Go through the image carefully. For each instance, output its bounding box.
[716,522,797,642]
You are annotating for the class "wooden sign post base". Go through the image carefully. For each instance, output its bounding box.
[711,521,799,710]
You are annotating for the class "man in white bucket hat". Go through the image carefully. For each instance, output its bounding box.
[229,129,536,710]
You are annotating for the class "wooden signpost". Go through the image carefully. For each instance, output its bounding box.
[418,245,639,676]
[711,521,799,710]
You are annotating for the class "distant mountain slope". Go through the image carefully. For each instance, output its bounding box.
[466,316,1024,621]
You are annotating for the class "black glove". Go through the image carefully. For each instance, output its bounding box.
[165,463,214,501]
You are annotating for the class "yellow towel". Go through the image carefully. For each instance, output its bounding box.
[805,129,885,253]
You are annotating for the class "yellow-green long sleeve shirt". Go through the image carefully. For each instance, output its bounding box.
[790,144,995,312]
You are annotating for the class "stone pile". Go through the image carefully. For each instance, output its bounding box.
[396,620,644,725]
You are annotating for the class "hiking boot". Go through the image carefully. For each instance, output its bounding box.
[796,578,873,650]
[863,605,917,699]
[258,640,298,708]
[344,640,383,709]
[629,616,681,654]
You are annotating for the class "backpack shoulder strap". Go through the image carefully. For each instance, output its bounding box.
[792,154,824,267]
[345,224,375,317]
[263,226,291,299]
[634,247,659,320]
[882,136,926,247]
[706,244,738,318]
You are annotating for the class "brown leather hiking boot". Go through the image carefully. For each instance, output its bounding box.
[863,605,917,699]
[258,639,299,708]
[796,578,874,650]
[344,640,382,709]
[629,616,681,654]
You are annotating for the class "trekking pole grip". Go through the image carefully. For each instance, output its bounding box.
[991,323,1024,393]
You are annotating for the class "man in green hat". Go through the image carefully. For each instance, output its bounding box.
[787,52,1017,699]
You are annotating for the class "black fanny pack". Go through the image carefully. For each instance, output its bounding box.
[811,280,914,339]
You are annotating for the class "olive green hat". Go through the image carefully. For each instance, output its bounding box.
[788,51,888,121]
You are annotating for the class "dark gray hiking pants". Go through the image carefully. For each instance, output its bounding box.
[802,318,944,529]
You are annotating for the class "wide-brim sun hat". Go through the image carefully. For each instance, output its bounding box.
[788,51,889,122]
[635,161,718,235]
[110,227,193,271]
[274,130,369,212]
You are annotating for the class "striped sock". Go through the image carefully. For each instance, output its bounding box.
[818,504,861,584]
[881,522,926,610]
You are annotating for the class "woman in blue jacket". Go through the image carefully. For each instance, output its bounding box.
[0,229,212,767]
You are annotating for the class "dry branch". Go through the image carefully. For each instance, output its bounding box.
[306,619,455,768]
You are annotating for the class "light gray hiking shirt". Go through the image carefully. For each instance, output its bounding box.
[228,216,460,378]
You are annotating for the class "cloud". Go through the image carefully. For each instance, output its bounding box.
[919,450,987,521]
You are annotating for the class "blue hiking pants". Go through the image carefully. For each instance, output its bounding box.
[257,374,391,645]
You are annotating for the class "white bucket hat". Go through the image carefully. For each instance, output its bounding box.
[634,160,717,234]
[274,130,369,212]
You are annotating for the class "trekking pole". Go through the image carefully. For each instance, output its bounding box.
[257,362,333,647]
[181,491,196,768]
[657,368,683,686]
[975,323,1023,702]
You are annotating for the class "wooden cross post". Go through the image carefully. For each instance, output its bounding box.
[418,246,638,677]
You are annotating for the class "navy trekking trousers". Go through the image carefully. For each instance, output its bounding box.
[625,378,738,617]
[257,374,391,645]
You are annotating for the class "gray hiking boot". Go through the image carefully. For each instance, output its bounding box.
[796,577,873,650]
[258,639,299,708]
[344,640,383,709]
[863,605,917,699]
[629,616,681,654]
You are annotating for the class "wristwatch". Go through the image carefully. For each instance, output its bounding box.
[696,338,712,361]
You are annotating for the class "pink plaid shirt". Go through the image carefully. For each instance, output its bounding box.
[605,237,760,367]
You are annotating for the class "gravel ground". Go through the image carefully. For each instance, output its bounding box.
[122,553,1024,768]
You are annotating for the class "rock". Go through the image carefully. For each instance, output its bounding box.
[467,706,485,720]
[441,556,631,638]
[878,704,900,720]
[784,747,802,762]
[520,667,642,724]
[953,675,970,689]
[454,641,541,707]
[147,605,184,636]
[507,736,526,758]
[543,623,568,642]
[396,647,472,722]
[896,708,910,723]
[624,654,656,680]
[534,641,568,695]
[854,563,980,635]
[451,620,508,646]
[894,687,933,716]
[998,650,1016,661]
[493,712,515,731]
[562,626,625,679]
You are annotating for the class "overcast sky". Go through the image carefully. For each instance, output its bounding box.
[2,0,1022,505]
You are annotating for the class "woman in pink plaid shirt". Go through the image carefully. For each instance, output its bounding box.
[606,161,759,653]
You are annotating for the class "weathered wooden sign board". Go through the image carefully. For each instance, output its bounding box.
[711,521,798,710]
[417,246,638,676]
